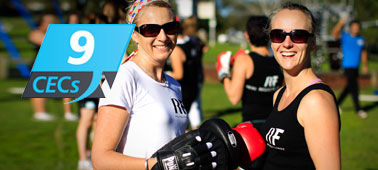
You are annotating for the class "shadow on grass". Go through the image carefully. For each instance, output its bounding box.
[0,94,23,102]
[362,102,378,112]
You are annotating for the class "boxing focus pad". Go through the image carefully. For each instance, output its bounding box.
[199,118,240,169]
[233,122,266,169]
[151,129,226,170]
[200,118,266,169]
[216,51,232,82]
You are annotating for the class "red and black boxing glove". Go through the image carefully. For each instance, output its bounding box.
[199,118,266,169]
[233,122,266,169]
[216,51,232,83]
[230,49,248,67]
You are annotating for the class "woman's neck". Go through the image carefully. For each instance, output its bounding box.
[133,54,165,82]
[283,67,318,96]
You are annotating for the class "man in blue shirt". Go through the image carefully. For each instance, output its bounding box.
[332,17,368,118]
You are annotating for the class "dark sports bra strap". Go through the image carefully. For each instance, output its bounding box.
[297,83,335,101]
[273,84,335,109]
[296,83,341,129]
[273,86,287,109]
[272,83,340,129]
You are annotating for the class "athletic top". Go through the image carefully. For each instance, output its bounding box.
[164,35,205,110]
[241,52,283,122]
[340,32,365,68]
[180,35,204,85]
[261,83,340,170]
[99,61,189,158]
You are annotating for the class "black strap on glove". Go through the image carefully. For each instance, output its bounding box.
[151,118,245,170]
[199,118,241,169]
[151,129,220,170]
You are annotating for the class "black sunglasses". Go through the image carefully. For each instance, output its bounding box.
[270,29,314,43]
[134,21,180,37]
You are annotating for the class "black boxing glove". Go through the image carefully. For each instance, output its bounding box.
[199,118,266,169]
[151,129,220,170]
[199,118,240,169]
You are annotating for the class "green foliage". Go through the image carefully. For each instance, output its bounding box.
[355,0,378,47]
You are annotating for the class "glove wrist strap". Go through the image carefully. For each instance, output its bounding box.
[220,74,231,83]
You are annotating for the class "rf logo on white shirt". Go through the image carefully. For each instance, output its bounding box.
[266,128,285,146]
[171,98,187,115]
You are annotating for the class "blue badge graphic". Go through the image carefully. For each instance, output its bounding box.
[23,24,135,103]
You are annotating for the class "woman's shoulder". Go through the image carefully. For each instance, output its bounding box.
[302,88,334,105]
[298,84,338,123]
[300,84,335,107]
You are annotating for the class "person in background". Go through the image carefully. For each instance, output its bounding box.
[117,2,127,24]
[165,16,206,129]
[260,2,340,169]
[332,16,369,118]
[28,13,77,121]
[76,97,98,170]
[83,12,97,24]
[67,12,80,24]
[67,12,97,170]
[217,16,283,130]
[102,1,122,24]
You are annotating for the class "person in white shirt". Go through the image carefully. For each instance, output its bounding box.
[91,1,218,170]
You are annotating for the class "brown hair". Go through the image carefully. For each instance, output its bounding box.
[182,16,198,36]
[268,2,316,34]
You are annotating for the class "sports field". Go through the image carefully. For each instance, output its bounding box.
[0,78,377,170]
[1,16,378,170]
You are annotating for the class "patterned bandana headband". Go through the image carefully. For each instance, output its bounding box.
[127,0,170,24]
[125,0,170,62]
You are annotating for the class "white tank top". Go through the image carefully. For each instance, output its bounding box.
[99,61,188,158]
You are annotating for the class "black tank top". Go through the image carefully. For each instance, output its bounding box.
[241,52,283,122]
[261,83,340,170]
[164,35,204,110]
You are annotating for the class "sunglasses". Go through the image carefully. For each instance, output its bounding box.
[134,21,180,37]
[270,29,314,43]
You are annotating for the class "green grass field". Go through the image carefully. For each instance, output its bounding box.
[1,16,378,170]
[0,79,377,170]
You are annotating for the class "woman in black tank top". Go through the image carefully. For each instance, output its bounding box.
[260,2,341,170]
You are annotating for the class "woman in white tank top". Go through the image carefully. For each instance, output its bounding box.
[92,1,189,169]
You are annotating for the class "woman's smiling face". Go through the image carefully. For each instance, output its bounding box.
[132,6,177,63]
[270,9,315,73]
